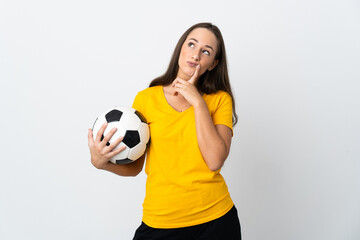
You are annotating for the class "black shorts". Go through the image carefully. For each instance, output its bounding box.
[133,205,241,240]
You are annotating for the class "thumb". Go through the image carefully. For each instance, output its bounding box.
[88,128,94,146]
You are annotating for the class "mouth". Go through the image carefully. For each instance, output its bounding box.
[187,61,199,67]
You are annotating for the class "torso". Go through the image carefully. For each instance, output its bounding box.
[132,86,234,228]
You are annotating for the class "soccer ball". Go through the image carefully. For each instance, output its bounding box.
[92,106,150,164]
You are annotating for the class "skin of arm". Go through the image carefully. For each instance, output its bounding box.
[193,100,232,171]
[102,154,145,177]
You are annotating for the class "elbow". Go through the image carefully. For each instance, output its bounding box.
[209,165,222,172]
[125,163,144,177]
[201,141,229,171]
[205,156,226,172]
[209,150,229,172]
[121,168,142,177]
[130,169,142,177]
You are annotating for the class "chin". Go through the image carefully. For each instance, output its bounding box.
[178,67,193,80]
[186,66,198,75]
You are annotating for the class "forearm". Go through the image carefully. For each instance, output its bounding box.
[101,155,145,177]
[193,100,229,171]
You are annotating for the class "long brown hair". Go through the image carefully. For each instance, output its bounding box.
[149,22,238,126]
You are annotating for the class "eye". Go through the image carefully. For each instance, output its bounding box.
[188,42,195,48]
[203,50,210,56]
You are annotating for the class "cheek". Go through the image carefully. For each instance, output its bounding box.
[178,48,187,64]
[200,68,208,76]
[180,45,188,57]
[201,59,214,71]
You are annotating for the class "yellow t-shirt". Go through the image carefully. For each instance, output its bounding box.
[132,85,234,228]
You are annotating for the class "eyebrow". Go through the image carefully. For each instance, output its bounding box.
[188,38,214,51]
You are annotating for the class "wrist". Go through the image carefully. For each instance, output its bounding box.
[101,162,113,171]
[92,157,110,170]
[193,98,206,110]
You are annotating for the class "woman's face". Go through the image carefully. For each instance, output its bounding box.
[177,28,219,80]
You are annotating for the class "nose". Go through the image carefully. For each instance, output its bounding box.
[191,50,200,61]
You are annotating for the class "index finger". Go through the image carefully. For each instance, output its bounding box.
[95,122,108,143]
[188,64,201,85]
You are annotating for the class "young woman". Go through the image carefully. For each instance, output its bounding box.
[88,22,241,240]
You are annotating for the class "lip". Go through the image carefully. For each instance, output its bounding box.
[187,61,199,67]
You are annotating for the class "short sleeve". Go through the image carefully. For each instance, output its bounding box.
[212,92,233,135]
[132,92,144,116]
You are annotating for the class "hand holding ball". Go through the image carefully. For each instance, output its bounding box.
[89,106,150,166]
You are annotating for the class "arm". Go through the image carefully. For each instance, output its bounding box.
[172,65,232,171]
[102,154,145,177]
[193,101,232,171]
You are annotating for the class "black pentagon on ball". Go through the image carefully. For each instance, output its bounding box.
[135,110,147,123]
[105,109,123,123]
[100,135,110,146]
[123,130,140,148]
[116,159,133,164]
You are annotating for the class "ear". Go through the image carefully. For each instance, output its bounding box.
[208,59,219,71]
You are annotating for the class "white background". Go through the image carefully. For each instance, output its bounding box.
[1,0,359,239]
